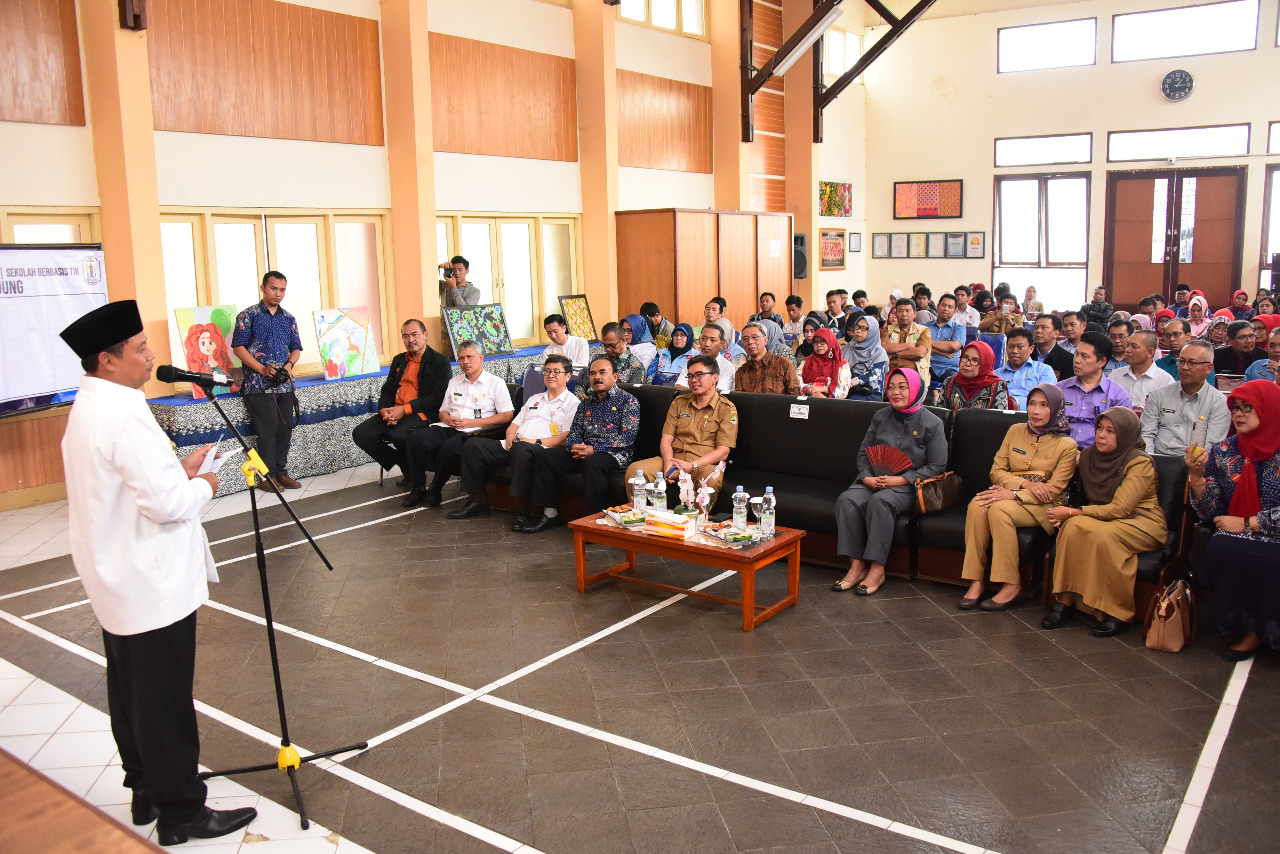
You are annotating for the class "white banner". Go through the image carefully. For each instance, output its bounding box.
[0,246,108,406]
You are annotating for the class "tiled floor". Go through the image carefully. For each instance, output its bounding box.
[2,463,1278,853]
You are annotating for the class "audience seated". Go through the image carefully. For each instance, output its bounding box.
[842,315,889,400]
[996,327,1056,410]
[824,290,853,330]
[1187,295,1211,337]
[692,298,724,341]
[1156,319,1214,382]
[1189,380,1280,660]
[1080,286,1114,327]
[782,296,805,351]
[756,317,795,362]
[1256,295,1277,316]
[653,323,695,378]
[640,301,674,349]
[1214,320,1267,376]
[621,313,658,370]
[796,314,823,361]
[735,322,801,395]
[972,289,996,320]
[978,293,1022,335]
[748,291,785,327]
[1060,311,1086,353]
[1022,286,1044,318]
[351,318,452,480]
[717,317,748,367]
[832,369,947,596]
[1244,322,1280,382]
[542,313,590,367]
[448,354,579,523]
[1104,318,1131,375]
[799,328,851,398]
[925,294,964,382]
[1110,330,1173,413]
[594,322,646,390]
[626,354,737,508]
[1031,314,1074,381]
[912,287,936,325]
[961,384,1077,610]
[882,298,932,383]
[1172,283,1192,318]
[953,284,981,328]
[1058,331,1132,448]
[402,340,515,508]
[1141,340,1229,456]
[1042,407,1168,637]
[941,342,1013,422]
[523,356,640,532]
[1206,314,1231,349]
[1227,289,1256,321]
[676,325,735,392]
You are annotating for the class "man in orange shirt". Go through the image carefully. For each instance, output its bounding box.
[351,319,452,479]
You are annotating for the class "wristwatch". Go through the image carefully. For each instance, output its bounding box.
[535,439,543,446]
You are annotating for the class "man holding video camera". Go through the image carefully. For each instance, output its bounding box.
[232,271,303,489]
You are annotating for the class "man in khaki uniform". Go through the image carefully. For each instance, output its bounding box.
[627,354,738,508]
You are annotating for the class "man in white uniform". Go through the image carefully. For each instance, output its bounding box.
[541,313,589,367]
[59,301,257,846]
[449,354,581,525]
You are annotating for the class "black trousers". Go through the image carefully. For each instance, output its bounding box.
[243,391,297,477]
[103,610,206,822]
[460,437,545,500]
[351,414,427,472]
[531,447,622,515]
[405,425,467,492]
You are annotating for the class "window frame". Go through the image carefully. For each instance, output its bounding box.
[1263,163,1280,291]
[996,17,1097,74]
[822,27,863,78]
[1269,121,1279,155]
[1110,0,1259,64]
[993,171,1092,270]
[993,132,1094,168]
[0,208,101,244]
[616,0,709,42]
[1106,122,1252,163]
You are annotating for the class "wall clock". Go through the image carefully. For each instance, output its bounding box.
[1161,69,1194,102]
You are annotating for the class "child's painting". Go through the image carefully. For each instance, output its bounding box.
[314,307,383,380]
[443,304,514,356]
[819,181,853,217]
[558,294,598,342]
[174,305,241,399]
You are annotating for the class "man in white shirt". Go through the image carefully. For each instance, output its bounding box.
[403,340,514,508]
[1109,330,1173,413]
[59,301,257,845]
[953,285,981,328]
[541,313,589,367]
[449,354,580,524]
[676,325,736,393]
[1141,340,1230,456]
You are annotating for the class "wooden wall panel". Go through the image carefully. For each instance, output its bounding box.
[616,211,677,320]
[675,211,719,327]
[148,0,384,145]
[749,176,787,213]
[718,214,757,330]
[0,0,84,126]
[429,33,577,162]
[617,70,712,174]
[753,2,783,47]
[756,214,792,300]
[749,134,785,177]
[0,410,67,493]
[754,89,784,136]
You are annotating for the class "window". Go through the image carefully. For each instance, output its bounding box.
[1108,124,1250,162]
[998,18,1096,72]
[1269,121,1279,154]
[1263,165,1280,293]
[994,174,1090,310]
[1112,0,1258,62]
[0,210,98,244]
[618,0,706,38]
[823,28,862,77]
[994,134,1092,167]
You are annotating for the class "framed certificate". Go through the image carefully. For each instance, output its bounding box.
[946,233,966,258]
[926,233,946,258]
[890,233,909,258]
[966,232,986,259]
[848,232,862,252]
[908,233,927,258]
[872,233,890,258]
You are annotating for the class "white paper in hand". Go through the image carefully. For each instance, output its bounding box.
[198,441,242,475]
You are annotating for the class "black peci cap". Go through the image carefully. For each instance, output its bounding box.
[59,300,144,359]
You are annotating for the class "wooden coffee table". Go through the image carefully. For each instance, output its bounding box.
[568,513,805,631]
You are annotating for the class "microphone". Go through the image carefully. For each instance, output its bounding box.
[156,364,230,389]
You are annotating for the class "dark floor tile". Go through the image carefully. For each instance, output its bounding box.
[683,716,777,761]
[439,736,526,782]
[983,630,1062,661]
[954,609,1037,637]
[656,658,738,692]
[1049,681,1152,719]
[940,731,1038,773]
[781,743,884,790]
[919,637,1005,669]
[1015,653,1108,689]
[532,811,636,854]
[910,695,995,737]
[949,660,1041,696]
[835,620,912,648]
[625,803,734,854]
[835,702,926,744]
[758,710,854,752]
[976,762,1095,818]
[811,673,902,709]
[872,596,949,622]
[1117,673,1217,711]
[1091,712,1194,755]
[1018,806,1151,854]
[886,667,972,703]
[892,774,1013,830]
[717,797,832,850]
[527,767,623,820]
[669,685,754,720]
[895,616,972,645]
[790,649,874,680]
[743,680,832,716]
[863,736,964,784]
[645,635,723,664]
[1110,798,1180,854]
[1075,647,1169,681]
[433,775,533,839]
[989,688,1077,729]
[521,719,613,776]
[613,761,715,810]
[1016,718,1118,761]
[1055,754,1182,807]
[724,652,806,685]
[859,643,940,675]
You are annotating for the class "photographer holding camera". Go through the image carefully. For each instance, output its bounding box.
[232,271,304,490]
[440,255,480,307]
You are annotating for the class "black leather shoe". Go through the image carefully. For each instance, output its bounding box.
[1091,616,1125,637]
[156,806,257,846]
[512,513,532,531]
[422,490,442,509]
[1223,645,1259,662]
[395,477,408,488]
[402,488,427,507]
[519,514,566,534]
[131,791,157,825]
[447,498,491,519]
[1041,602,1072,629]
[979,594,1020,612]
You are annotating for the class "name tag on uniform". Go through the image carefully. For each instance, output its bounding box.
[1012,447,1027,455]
[550,423,560,435]
[678,413,692,418]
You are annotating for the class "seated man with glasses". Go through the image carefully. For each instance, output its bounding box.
[1155,319,1216,385]
[1243,325,1280,383]
[448,355,580,524]
[1214,321,1268,377]
[734,321,800,395]
[1141,340,1229,456]
[627,354,739,510]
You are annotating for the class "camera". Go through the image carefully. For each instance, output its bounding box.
[264,366,291,388]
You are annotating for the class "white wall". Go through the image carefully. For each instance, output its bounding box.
[428,0,574,57]
[615,22,712,85]
[618,167,713,211]
[434,152,582,213]
[0,122,99,207]
[816,81,867,299]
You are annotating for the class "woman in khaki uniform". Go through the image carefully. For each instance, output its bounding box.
[1042,406,1168,637]
[960,384,1078,611]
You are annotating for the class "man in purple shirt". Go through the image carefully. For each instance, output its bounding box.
[1057,331,1133,448]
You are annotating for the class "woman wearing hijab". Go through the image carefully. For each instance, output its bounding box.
[652,323,695,377]
[1188,380,1280,660]
[842,314,889,400]
[960,384,1078,610]
[756,318,795,362]
[1041,407,1168,637]
[1187,295,1212,337]
[799,328,851,398]
[972,289,996,319]
[1206,312,1232,349]
[833,369,948,596]
[1227,289,1256,321]
[1131,313,1154,333]
[1022,286,1043,319]
[1155,307,1176,337]
[796,313,824,360]
[715,317,747,367]
[622,313,658,370]
[941,342,1013,423]
[880,290,904,323]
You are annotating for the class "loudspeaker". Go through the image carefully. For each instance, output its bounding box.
[794,233,808,279]
[1271,253,1280,277]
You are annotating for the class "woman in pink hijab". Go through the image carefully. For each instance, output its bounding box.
[1187,295,1212,338]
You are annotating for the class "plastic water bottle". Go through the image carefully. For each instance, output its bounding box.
[759,487,776,538]
[649,481,667,512]
[732,486,749,531]
[630,472,648,512]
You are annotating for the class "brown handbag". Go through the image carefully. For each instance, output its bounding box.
[1142,579,1196,653]
[915,472,964,514]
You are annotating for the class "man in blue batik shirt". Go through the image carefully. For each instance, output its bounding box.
[925,294,965,383]
[232,271,304,490]
[996,328,1056,410]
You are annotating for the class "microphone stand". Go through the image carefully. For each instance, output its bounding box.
[196,383,367,830]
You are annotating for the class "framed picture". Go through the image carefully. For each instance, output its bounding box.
[848,232,862,252]
[819,228,846,270]
[819,181,853,217]
[966,232,986,259]
[871,233,890,258]
[557,294,598,342]
[442,303,514,356]
[894,180,963,219]
[908,233,928,258]
[926,233,947,258]
[313,307,382,380]
[890,233,909,259]
[945,233,966,258]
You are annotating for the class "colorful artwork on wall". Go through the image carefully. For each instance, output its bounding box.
[173,305,241,399]
[819,228,846,271]
[893,180,963,219]
[819,181,854,217]
[443,303,514,356]
[558,294,598,342]
[313,307,382,380]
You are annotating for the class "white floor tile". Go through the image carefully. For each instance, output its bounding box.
[84,763,129,806]
[0,675,36,705]
[12,679,78,706]
[205,775,259,800]
[0,733,52,762]
[242,795,332,841]
[334,837,377,854]
[99,801,153,835]
[58,702,113,733]
[0,659,32,679]
[242,837,340,853]
[0,701,78,736]
[0,539,37,557]
[42,764,108,798]
[30,729,121,769]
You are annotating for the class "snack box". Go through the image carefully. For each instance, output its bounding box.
[604,505,648,527]
[642,509,694,540]
[701,521,762,546]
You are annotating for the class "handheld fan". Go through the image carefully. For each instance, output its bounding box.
[866,444,913,476]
